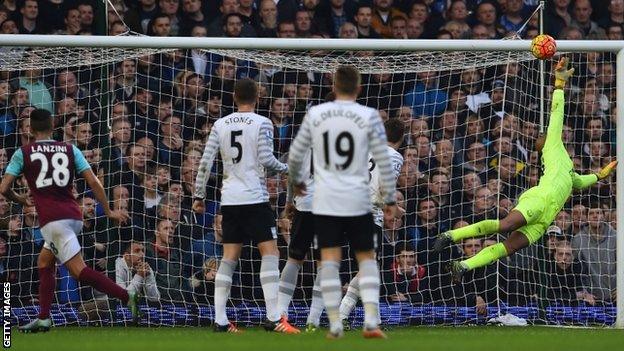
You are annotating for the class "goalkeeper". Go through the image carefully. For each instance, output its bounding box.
[434,57,617,282]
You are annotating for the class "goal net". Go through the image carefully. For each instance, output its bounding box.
[0,40,617,327]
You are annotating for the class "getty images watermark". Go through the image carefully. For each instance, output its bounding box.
[2,282,10,348]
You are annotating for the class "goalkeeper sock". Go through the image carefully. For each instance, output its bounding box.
[450,219,500,242]
[358,260,381,330]
[320,261,343,334]
[462,242,508,270]
[306,269,324,326]
[38,266,55,319]
[277,260,301,318]
[260,255,280,322]
[78,266,129,303]
[339,275,359,321]
[214,259,237,326]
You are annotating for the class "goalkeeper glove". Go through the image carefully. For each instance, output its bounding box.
[596,160,618,180]
[554,57,574,89]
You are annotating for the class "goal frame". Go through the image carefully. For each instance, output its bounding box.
[0,35,622,328]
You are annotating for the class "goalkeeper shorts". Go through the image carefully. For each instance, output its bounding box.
[513,187,560,244]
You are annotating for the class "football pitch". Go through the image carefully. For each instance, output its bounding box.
[9,326,624,351]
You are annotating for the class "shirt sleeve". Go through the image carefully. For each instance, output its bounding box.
[368,111,397,204]
[288,113,313,185]
[572,172,598,190]
[4,148,24,176]
[544,89,565,152]
[391,152,404,181]
[194,128,220,200]
[258,119,288,173]
[73,145,91,173]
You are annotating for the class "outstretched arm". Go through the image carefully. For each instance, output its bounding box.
[572,160,617,190]
[544,57,574,152]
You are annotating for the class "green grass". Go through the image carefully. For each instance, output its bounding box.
[9,326,624,351]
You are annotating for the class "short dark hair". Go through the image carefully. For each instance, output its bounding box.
[30,109,53,133]
[123,240,142,254]
[384,118,405,144]
[234,78,258,105]
[333,65,361,96]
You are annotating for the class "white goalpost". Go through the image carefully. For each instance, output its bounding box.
[0,36,621,329]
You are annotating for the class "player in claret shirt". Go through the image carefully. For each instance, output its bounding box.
[0,109,137,333]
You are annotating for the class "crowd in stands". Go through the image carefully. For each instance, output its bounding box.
[0,0,619,318]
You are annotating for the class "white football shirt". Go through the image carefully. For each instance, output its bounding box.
[290,148,314,212]
[194,112,288,205]
[288,100,397,216]
[370,146,403,227]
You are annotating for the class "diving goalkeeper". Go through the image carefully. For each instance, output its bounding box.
[433,57,617,282]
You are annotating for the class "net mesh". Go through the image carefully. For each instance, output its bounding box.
[0,40,617,327]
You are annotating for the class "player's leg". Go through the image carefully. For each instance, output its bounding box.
[433,210,527,253]
[213,205,243,332]
[305,263,324,331]
[257,240,284,324]
[65,253,129,302]
[449,198,543,283]
[277,210,314,320]
[37,248,56,320]
[254,203,299,333]
[214,243,242,331]
[19,248,56,333]
[319,246,344,338]
[277,257,303,318]
[339,273,359,323]
[346,214,385,338]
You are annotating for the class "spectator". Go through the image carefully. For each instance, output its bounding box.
[208,0,255,37]
[320,0,356,38]
[404,71,448,117]
[500,0,528,33]
[179,0,208,36]
[598,0,624,29]
[145,218,189,302]
[77,2,94,32]
[17,0,41,34]
[354,4,381,38]
[0,18,18,34]
[338,21,358,38]
[189,258,218,304]
[548,240,596,305]
[255,0,278,37]
[606,23,623,40]
[55,7,81,35]
[277,20,297,38]
[147,13,171,37]
[238,0,257,28]
[116,241,160,301]
[545,0,572,37]
[475,1,505,39]
[159,0,181,35]
[294,9,315,37]
[406,17,424,38]
[371,0,406,38]
[19,66,53,114]
[124,0,159,34]
[390,15,408,39]
[572,203,617,303]
[222,13,244,37]
[384,244,425,303]
[571,0,606,39]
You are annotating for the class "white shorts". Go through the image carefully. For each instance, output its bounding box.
[41,219,83,264]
